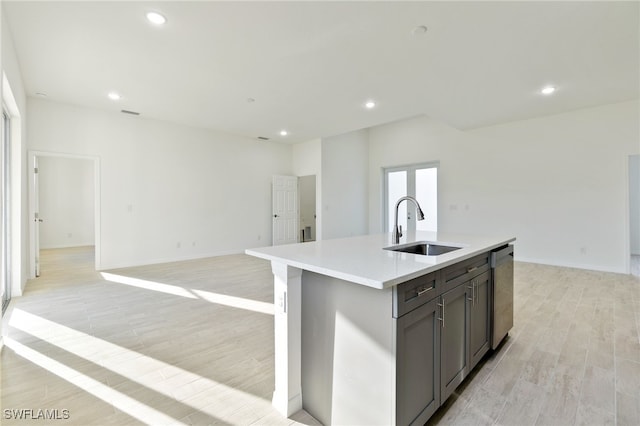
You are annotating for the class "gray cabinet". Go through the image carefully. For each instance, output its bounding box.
[395,298,440,426]
[439,283,470,402]
[393,251,494,425]
[469,270,491,369]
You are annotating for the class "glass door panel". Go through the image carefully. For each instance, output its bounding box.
[416,167,437,232]
[387,170,407,232]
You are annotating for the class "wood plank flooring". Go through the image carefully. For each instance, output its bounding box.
[2,247,640,425]
[1,247,319,425]
[428,261,640,426]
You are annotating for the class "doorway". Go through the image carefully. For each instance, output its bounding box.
[298,175,316,242]
[384,162,438,233]
[29,152,101,278]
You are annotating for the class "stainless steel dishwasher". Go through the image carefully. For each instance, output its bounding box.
[490,244,514,349]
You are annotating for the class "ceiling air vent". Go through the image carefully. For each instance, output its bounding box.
[121,109,140,116]
[258,136,270,141]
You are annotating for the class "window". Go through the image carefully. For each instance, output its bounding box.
[384,162,438,234]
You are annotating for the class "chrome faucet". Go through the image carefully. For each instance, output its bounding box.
[392,196,425,244]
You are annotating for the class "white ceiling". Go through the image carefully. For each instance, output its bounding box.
[4,1,639,144]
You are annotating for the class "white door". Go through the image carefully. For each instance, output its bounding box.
[272,175,298,245]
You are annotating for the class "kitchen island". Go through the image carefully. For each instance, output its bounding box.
[246,231,515,425]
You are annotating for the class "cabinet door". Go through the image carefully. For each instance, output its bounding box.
[440,284,469,402]
[396,298,440,426]
[469,270,491,369]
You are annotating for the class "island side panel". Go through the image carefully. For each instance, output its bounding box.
[301,271,396,426]
[271,262,303,417]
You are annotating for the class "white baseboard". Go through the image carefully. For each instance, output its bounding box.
[516,256,627,275]
[98,249,245,271]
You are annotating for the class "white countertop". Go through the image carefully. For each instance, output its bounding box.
[246,231,515,289]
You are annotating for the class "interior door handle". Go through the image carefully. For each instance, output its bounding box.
[273,214,279,218]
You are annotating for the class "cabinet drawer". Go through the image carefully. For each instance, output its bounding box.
[441,252,490,292]
[393,271,439,318]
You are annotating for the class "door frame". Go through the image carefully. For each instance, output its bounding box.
[1,108,11,311]
[28,151,101,278]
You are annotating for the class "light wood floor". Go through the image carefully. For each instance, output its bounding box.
[1,247,320,425]
[2,247,640,425]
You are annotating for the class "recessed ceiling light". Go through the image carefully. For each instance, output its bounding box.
[541,86,556,95]
[146,11,167,25]
[108,92,121,101]
[279,130,289,137]
[364,100,377,109]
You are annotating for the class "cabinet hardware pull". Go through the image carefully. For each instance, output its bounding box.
[467,266,478,273]
[467,284,473,302]
[473,281,476,305]
[417,287,432,297]
[437,301,445,328]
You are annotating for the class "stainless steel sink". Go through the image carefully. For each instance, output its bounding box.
[384,241,463,256]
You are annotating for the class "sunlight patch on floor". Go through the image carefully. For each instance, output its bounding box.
[100,272,274,315]
[4,337,187,425]
[8,309,272,423]
[190,289,274,315]
[100,272,197,299]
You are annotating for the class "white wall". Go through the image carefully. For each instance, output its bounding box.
[292,138,321,177]
[321,130,369,240]
[2,8,28,294]
[38,156,94,249]
[368,115,477,234]
[629,154,639,255]
[27,99,292,270]
[368,101,639,273]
